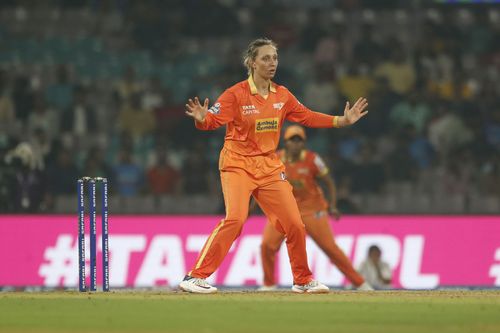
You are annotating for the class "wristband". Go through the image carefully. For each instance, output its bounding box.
[333,116,339,128]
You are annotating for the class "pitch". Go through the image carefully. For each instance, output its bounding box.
[1,290,499,333]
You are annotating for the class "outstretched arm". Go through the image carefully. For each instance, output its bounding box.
[185,91,236,130]
[285,89,368,128]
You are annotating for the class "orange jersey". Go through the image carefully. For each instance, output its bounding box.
[280,149,329,213]
[196,76,338,171]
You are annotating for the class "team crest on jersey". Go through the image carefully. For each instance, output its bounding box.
[209,103,221,115]
[280,172,287,181]
[255,118,279,133]
[273,102,284,111]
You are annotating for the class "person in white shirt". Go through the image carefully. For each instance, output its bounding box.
[358,245,392,289]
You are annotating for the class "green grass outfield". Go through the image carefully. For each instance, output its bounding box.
[1,290,499,333]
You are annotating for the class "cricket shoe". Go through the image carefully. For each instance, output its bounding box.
[357,282,374,291]
[292,280,329,294]
[257,285,278,292]
[179,276,217,294]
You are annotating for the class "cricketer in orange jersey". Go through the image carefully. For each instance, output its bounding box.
[180,38,368,294]
[259,125,372,291]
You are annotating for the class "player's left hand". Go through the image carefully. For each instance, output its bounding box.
[343,97,368,125]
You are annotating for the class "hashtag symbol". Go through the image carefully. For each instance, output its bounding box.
[38,234,87,287]
[489,248,500,286]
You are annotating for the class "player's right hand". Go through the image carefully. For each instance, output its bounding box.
[185,96,209,122]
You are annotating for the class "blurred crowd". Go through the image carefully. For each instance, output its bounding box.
[0,0,499,213]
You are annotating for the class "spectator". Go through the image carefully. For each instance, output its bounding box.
[351,143,385,193]
[30,127,57,170]
[113,148,143,197]
[61,86,97,139]
[406,125,435,170]
[27,93,58,139]
[303,66,339,114]
[12,75,34,122]
[118,93,155,140]
[375,46,416,96]
[335,176,360,214]
[46,148,79,195]
[45,64,73,111]
[428,103,474,157]
[180,142,214,195]
[82,146,113,180]
[114,66,143,103]
[0,81,15,127]
[3,142,47,212]
[146,150,181,196]
[154,88,184,135]
[385,133,418,183]
[428,71,474,102]
[389,91,431,134]
[338,62,375,104]
[358,245,392,289]
[142,77,164,110]
[357,77,400,137]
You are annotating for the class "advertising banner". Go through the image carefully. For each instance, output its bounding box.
[1,215,499,289]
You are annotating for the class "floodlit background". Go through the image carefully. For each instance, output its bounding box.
[0,0,499,215]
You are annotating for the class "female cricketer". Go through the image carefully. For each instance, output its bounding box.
[259,125,373,291]
[180,38,368,293]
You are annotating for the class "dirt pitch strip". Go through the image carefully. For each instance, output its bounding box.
[1,290,499,333]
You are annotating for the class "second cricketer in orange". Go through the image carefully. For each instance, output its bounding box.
[180,38,368,294]
[259,125,373,291]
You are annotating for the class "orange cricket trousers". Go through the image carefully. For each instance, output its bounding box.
[189,148,313,285]
[261,212,365,287]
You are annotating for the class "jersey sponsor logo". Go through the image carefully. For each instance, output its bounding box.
[255,117,279,133]
[280,172,287,181]
[242,105,260,115]
[208,103,221,115]
[273,102,284,110]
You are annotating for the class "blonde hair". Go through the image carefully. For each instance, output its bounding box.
[243,38,278,76]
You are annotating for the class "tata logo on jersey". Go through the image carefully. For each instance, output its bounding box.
[255,118,279,133]
[242,105,260,115]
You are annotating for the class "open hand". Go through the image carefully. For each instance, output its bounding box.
[185,97,209,122]
[343,97,368,125]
